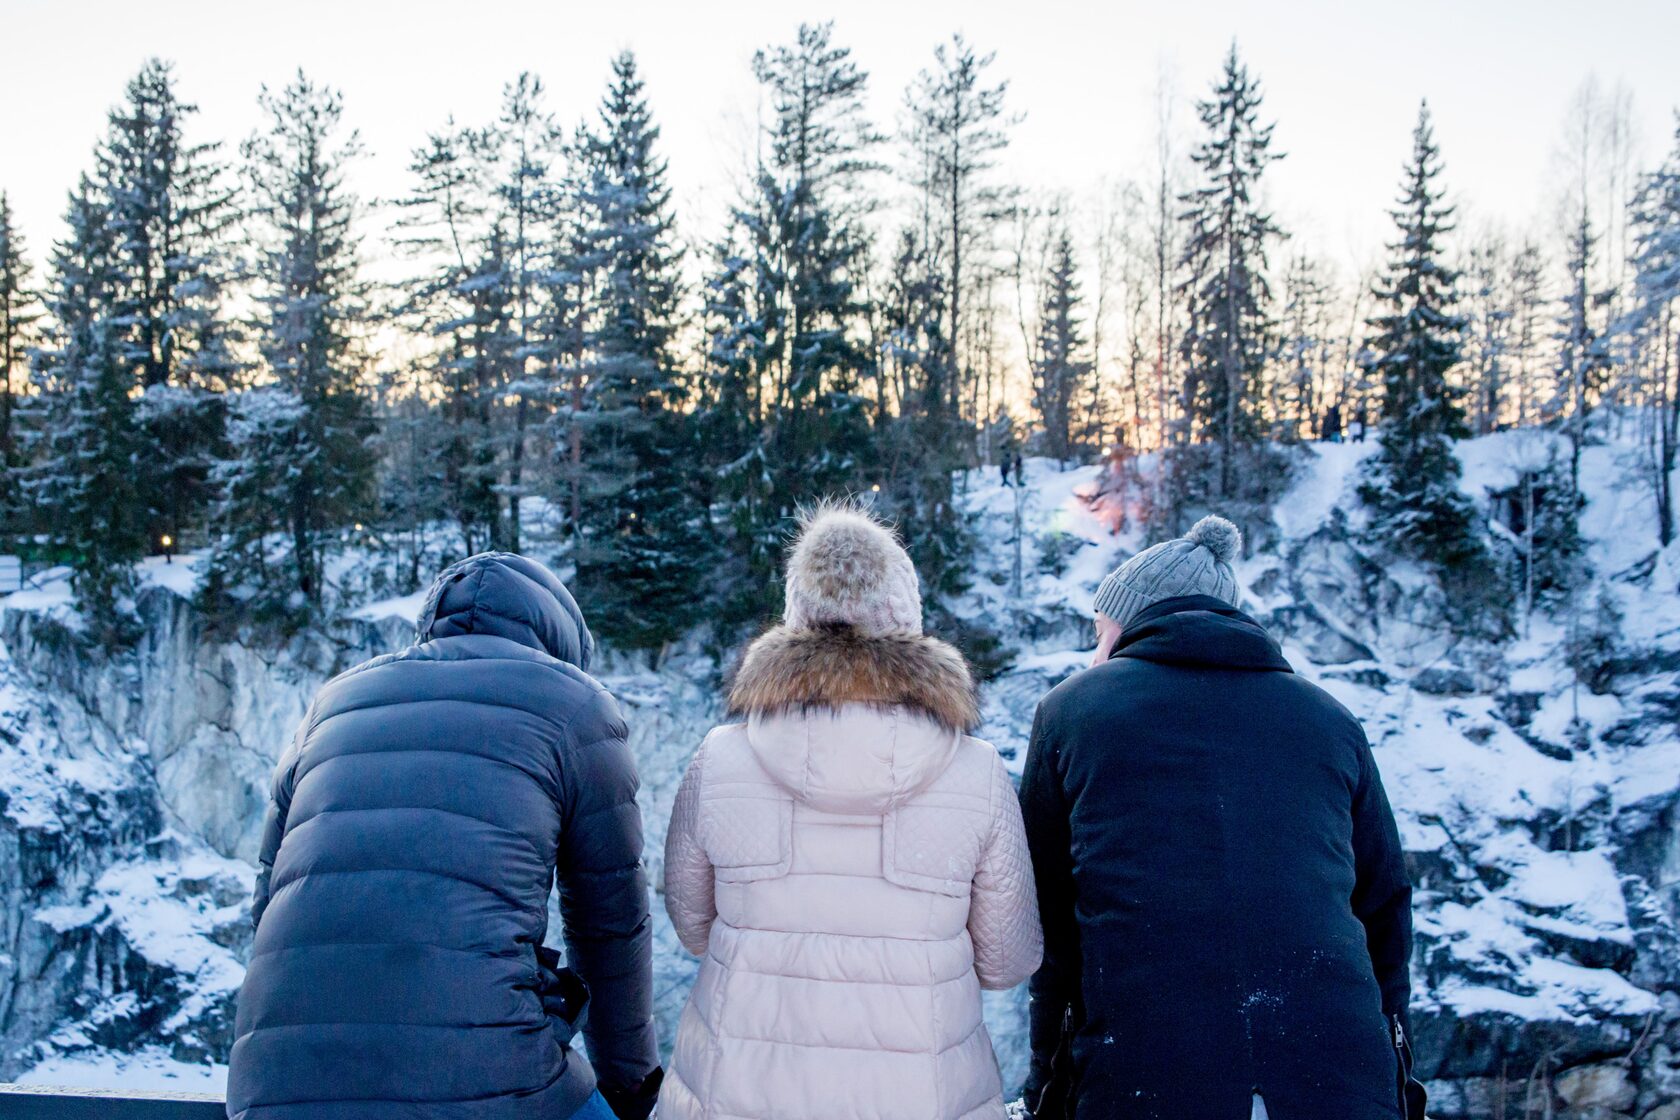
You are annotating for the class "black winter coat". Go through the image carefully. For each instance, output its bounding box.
[229,554,660,1120]
[1020,596,1414,1120]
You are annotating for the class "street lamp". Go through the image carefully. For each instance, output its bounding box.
[160,534,174,564]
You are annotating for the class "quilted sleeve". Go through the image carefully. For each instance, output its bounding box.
[970,748,1043,991]
[252,701,310,931]
[663,735,717,957]
[556,686,660,1107]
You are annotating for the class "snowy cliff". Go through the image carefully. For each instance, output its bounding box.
[2,430,1677,1118]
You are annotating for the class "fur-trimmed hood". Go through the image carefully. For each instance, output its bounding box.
[729,623,979,732]
[727,623,981,815]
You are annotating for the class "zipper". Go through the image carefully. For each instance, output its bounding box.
[1390,1015,1414,1120]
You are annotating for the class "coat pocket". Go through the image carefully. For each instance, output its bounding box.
[882,803,983,897]
[701,794,793,882]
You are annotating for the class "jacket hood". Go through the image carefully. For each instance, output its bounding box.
[1113,594,1292,673]
[416,552,594,669]
[727,623,978,814]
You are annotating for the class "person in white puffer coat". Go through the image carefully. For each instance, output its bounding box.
[660,504,1042,1120]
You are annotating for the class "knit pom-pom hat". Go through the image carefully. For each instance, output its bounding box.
[1093,515,1243,632]
[782,503,923,637]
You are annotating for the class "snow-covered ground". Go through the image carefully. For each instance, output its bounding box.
[3,431,1677,1117]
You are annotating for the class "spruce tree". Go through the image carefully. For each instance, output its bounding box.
[204,73,377,627]
[0,192,42,525]
[752,20,879,479]
[1176,44,1284,496]
[875,225,972,607]
[569,50,705,651]
[1357,103,1495,602]
[96,59,239,553]
[1031,227,1092,463]
[30,179,145,642]
[703,22,882,627]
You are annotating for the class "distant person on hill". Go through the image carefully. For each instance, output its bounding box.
[1350,404,1369,442]
[1019,516,1422,1120]
[660,504,1042,1120]
[1323,401,1344,443]
[228,553,662,1120]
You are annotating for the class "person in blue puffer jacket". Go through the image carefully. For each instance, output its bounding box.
[228,553,661,1120]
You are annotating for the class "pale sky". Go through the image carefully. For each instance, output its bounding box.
[5,0,1680,282]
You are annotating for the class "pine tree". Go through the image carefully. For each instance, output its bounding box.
[0,192,42,525]
[1176,44,1284,496]
[1509,240,1548,428]
[30,179,145,642]
[903,34,1014,431]
[204,73,377,627]
[1554,204,1612,486]
[396,79,565,558]
[1626,115,1680,544]
[884,33,1014,632]
[1525,449,1587,609]
[695,215,774,624]
[1357,103,1495,604]
[874,224,975,610]
[1275,254,1335,441]
[1031,227,1092,463]
[97,59,240,553]
[396,125,505,553]
[1459,232,1517,435]
[481,73,563,553]
[702,22,882,628]
[569,50,706,652]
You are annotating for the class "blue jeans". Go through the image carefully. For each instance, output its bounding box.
[569,1091,619,1120]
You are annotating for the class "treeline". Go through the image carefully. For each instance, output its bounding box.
[1,28,1678,654]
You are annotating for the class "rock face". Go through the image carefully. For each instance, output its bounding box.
[0,586,408,1079]
[3,432,1679,1120]
[1249,442,1680,1120]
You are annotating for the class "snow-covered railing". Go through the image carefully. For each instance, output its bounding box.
[0,1084,224,1119]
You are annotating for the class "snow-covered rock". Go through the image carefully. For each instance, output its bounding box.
[2,431,1677,1120]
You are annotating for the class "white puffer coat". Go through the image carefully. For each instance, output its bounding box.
[660,625,1042,1120]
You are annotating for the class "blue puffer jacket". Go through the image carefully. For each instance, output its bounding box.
[228,553,660,1120]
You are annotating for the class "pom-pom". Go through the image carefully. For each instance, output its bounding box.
[1184,515,1242,564]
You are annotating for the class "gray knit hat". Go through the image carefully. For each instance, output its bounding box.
[1093,515,1243,632]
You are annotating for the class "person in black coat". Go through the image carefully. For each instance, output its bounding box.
[1020,517,1420,1120]
[228,553,662,1120]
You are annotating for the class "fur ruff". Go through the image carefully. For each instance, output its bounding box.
[728,623,979,733]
